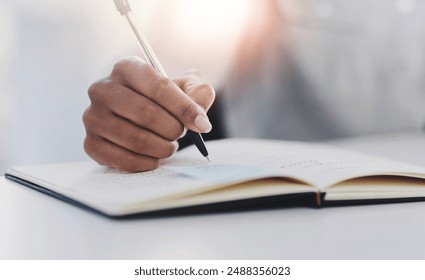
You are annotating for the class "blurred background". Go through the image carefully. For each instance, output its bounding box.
[0,0,255,172]
[2,0,423,173]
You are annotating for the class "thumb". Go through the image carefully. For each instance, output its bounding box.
[173,70,216,113]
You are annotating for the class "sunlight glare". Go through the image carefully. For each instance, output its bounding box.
[174,0,253,41]
[130,0,254,85]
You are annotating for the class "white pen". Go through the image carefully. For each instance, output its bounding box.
[113,0,211,161]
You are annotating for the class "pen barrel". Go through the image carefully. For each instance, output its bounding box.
[187,130,209,157]
[116,4,210,159]
[114,0,131,15]
[124,12,167,76]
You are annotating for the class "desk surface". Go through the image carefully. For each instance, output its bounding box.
[2,132,425,259]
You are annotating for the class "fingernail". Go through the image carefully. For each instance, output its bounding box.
[179,128,188,139]
[194,115,212,132]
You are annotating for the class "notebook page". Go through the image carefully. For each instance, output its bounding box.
[8,160,278,214]
[8,162,216,214]
[172,139,425,190]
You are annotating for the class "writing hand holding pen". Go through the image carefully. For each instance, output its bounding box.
[113,0,211,161]
[83,57,215,172]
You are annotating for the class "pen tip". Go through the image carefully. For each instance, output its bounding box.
[206,156,211,162]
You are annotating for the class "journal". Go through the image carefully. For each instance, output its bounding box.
[6,138,425,217]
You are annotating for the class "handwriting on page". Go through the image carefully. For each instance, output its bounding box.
[175,139,419,189]
[72,165,211,204]
[91,166,176,183]
[169,162,272,184]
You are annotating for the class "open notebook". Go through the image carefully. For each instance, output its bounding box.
[5,138,425,217]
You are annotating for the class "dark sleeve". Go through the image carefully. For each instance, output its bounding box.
[178,92,227,150]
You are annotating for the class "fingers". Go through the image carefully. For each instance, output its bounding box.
[84,56,215,172]
[83,107,178,159]
[173,69,216,112]
[84,135,161,172]
[112,57,213,133]
[88,80,184,141]
[83,107,179,172]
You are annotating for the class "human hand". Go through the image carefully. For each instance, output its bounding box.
[83,56,215,172]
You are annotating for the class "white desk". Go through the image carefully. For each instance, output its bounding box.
[1,132,425,259]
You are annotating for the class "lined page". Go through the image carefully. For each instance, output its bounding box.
[8,162,215,214]
[8,138,425,215]
[171,139,425,189]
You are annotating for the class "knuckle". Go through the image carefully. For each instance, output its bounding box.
[112,59,128,74]
[168,124,185,140]
[83,136,99,159]
[87,82,102,102]
[87,79,111,103]
[82,107,111,134]
[150,76,171,96]
[136,98,154,115]
[112,56,140,74]
[179,102,197,120]
[194,83,215,97]
[138,61,155,75]
[128,131,147,153]
[133,100,155,126]
[106,119,122,139]
[82,107,96,129]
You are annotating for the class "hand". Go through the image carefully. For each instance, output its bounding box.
[83,56,215,172]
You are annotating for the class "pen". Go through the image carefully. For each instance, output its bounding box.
[113,0,211,161]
